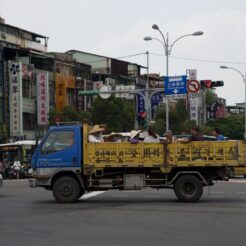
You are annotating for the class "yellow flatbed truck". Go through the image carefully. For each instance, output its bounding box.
[29,123,246,203]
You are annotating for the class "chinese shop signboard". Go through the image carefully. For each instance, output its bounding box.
[37,72,49,125]
[9,62,23,137]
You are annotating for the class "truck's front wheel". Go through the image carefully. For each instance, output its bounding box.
[174,175,203,202]
[52,176,81,203]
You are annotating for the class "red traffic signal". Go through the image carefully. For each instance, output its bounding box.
[200,80,212,88]
[139,112,146,118]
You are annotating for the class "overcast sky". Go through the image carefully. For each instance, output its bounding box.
[1,0,246,105]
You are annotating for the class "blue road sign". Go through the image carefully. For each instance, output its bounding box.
[164,75,187,97]
[151,92,164,118]
[136,93,145,122]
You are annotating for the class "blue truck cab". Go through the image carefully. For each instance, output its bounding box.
[30,124,84,202]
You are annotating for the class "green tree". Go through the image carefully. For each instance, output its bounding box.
[206,115,244,139]
[92,96,135,132]
[205,89,217,105]
[48,106,92,125]
[153,99,190,135]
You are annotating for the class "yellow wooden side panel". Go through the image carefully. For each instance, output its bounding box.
[82,123,246,168]
[168,141,246,167]
[85,142,164,168]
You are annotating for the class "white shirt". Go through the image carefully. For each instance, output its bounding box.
[13,161,21,170]
[143,135,160,143]
[88,134,104,143]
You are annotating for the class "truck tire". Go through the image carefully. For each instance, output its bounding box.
[52,176,81,203]
[76,189,85,200]
[174,175,203,202]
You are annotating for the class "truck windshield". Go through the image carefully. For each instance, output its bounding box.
[41,131,74,155]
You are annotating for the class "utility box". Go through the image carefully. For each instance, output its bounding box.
[124,174,145,190]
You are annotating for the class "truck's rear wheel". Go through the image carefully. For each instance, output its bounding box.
[52,176,81,203]
[174,175,203,202]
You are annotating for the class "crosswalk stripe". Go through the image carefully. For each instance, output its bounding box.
[80,191,105,200]
[228,179,246,183]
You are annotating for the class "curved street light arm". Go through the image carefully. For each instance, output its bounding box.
[150,37,166,51]
[169,33,194,55]
[228,67,246,82]
[156,28,167,47]
[221,66,246,139]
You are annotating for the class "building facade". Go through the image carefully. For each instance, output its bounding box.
[0,18,92,141]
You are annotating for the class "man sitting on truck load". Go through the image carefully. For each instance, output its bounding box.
[179,126,203,143]
[104,132,125,143]
[212,128,225,141]
[88,125,105,143]
[163,130,176,144]
[143,125,160,143]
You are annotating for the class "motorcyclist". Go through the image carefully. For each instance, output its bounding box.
[12,159,21,179]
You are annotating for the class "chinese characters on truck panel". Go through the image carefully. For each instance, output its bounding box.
[171,145,239,162]
[94,147,162,164]
[91,144,239,164]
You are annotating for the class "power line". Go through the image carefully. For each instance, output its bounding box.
[83,52,147,64]
[75,50,246,66]
[149,52,246,65]
[116,52,147,59]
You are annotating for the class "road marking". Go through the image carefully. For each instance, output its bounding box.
[229,179,246,183]
[237,191,246,194]
[123,190,138,193]
[111,195,129,198]
[210,191,224,194]
[209,196,225,198]
[80,191,105,200]
[143,196,160,198]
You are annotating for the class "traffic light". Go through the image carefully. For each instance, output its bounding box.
[200,80,224,88]
[211,81,224,87]
[200,80,212,88]
[138,111,147,129]
[139,112,146,118]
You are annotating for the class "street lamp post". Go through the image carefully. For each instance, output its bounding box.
[144,25,203,131]
[220,65,246,139]
[145,51,150,125]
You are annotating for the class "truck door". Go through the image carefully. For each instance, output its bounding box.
[36,128,81,169]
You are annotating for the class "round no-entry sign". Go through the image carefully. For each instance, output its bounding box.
[187,80,200,93]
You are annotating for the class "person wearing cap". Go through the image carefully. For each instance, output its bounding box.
[212,128,225,141]
[88,125,105,143]
[144,125,160,143]
[130,130,142,144]
[164,130,175,144]
[180,126,203,143]
[104,132,124,143]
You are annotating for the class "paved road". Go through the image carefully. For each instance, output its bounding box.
[1,179,246,246]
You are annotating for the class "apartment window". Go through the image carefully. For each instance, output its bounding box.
[67,88,75,105]
[23,113,35,130]
[23,79,35,98]
[22,79,30,98]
